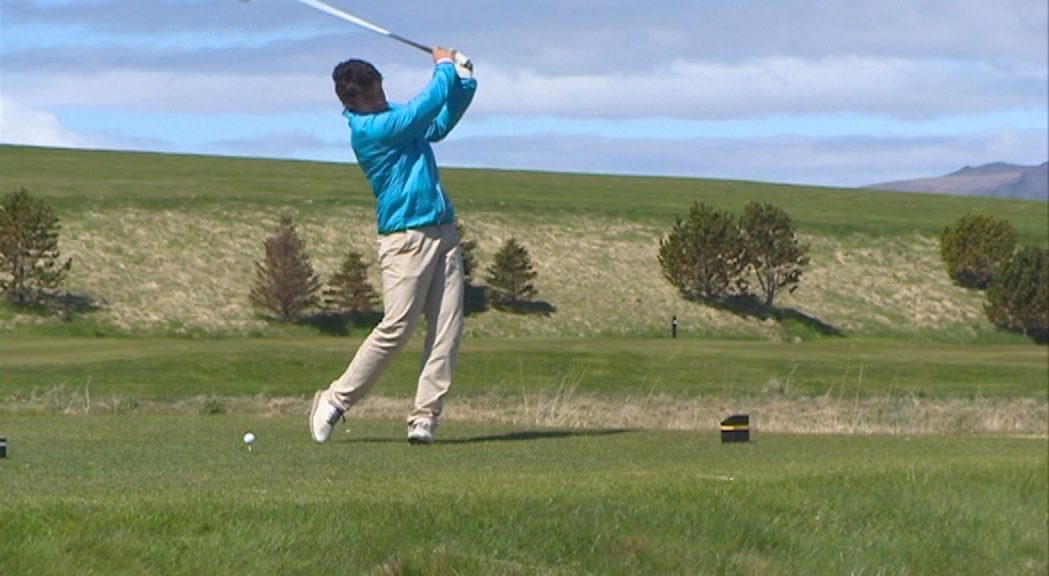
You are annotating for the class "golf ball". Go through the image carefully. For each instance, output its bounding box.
[243,432,256,444]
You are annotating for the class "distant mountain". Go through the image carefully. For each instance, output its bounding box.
[865,162,1048,201]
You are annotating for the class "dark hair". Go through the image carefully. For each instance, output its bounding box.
[332,59,382,112]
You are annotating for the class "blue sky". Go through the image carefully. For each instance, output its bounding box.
[2,0,1046,187]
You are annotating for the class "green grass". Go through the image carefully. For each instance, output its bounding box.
[1,145,1047,573]
[1,415,1045,575]
[2,336,1046,402]
[3,336,1045,439]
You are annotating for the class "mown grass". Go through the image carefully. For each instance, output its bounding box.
[1,145,1047,574]
[3,336,1046,401]
[1,415,1045,575]
[3,336,1046,435]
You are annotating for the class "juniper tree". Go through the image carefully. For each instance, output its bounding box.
[455,220,478,284]
[940,214,1018,289]
[985,245,1048,342]
[323,250,379,317]
[485,237,537,305]
[249,213,321,322]
[739,202,809,316]
[657,202,746,301]
[0,188,72,306]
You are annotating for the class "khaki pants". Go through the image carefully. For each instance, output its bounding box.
[326,223,464,423]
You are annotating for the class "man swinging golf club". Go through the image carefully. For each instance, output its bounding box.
[310,47,477,445]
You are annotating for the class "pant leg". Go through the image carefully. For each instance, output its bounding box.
[409,223,465,423]
[327,228,440,410]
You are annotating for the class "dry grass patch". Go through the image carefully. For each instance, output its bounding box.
[450,391,1048,435]
[25,208,996,339]
[460,213,772,339]
[55,207,378,333]
[8,385,1046,436]
[780,233,990,336]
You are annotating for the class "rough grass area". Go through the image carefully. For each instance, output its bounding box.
[52,206,375,334]
[0,207,1002,340]
[785,233,989,337]
[2,145,1045,340]
[6,386,1046,436]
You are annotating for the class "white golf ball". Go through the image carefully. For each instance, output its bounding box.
[243,432,256,444]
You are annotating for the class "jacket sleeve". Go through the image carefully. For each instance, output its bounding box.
[368,63,458,145]
[425,74,478,142]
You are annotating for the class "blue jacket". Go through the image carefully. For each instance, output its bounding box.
[344,62,477,234]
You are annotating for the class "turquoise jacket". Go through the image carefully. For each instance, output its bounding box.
[344,62,477,234]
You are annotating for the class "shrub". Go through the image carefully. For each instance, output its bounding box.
[201,398,228,416]
[740,202,809,316]
[657,202,746,301]
[985,245,1048,342]
[323,250,379,316]
[940,214,1017,289]
[455,221,489,314]
[485,238,537,305]
[249,213,322,322]
[456,221,478,284]
[0,188,72,306]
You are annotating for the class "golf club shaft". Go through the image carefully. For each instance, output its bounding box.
[294,0,432,54]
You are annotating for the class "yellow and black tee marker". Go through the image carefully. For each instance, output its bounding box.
[720,414,750,443]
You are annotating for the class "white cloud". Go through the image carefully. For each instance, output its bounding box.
[0,97,92,147]
[2,71,331,115]
[469,56,1045,120]
[0,97,171,153]
[437,128,1049,187]
[1,0,1044,187]
[209,131,331,159]
[5,53,1043,122]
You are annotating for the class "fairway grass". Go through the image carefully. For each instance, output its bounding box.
[1,415,1045,575]
[3,337,1047,434]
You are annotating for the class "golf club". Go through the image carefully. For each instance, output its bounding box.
[255,0,434,54]
[241,1,473,75]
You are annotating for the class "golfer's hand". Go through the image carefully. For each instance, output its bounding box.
[432,47,455,64]
[453,50,473,78]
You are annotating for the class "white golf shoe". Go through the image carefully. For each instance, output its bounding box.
[309,390,344,443]
[407,419,437,445]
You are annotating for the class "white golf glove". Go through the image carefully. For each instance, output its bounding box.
[453,50,473,79]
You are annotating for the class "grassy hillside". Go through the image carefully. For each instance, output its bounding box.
[3,145,1046,240]
[0,144,1046,340]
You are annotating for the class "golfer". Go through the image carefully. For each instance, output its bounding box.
[310,47,477,445]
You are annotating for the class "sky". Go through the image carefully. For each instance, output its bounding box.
[1,0,1047,188]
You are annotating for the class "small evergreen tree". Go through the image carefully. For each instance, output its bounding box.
[249,213,321,322]
[456,220,490,314]
[740,202,809,316]
[456,220,478,284]
[657,202,746,301]
[0,188,72,306]
[485,238,537,305]
[323,250,379,316]
[940,214,1017,289]
[984,245,1048,342]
